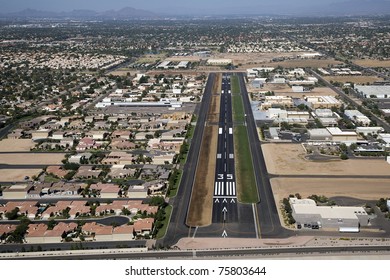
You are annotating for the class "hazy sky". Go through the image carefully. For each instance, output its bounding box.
[0,0,353,13]
[1,0,389,15]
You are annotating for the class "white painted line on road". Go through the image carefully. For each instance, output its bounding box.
[224,163,227,172]
[229,128,233,134]
[230,182,233,196]
[219,128,223,134]
[214,182,218,196]
[229,154,234,159]
[217,153,222,159]
[232,183,236,196]
[192,226,198,238]
[220,182,224,196]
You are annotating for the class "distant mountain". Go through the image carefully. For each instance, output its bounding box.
[323,0,390,15]
[0,7,159,20]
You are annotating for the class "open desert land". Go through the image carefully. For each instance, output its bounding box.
[0,169,41,182]
[271,177,390,202]
[0,153,65,165]
[263,58,343,69]
[353,59,390,68]
[262,143,390,176]
[323,75,384,84]
[0,139,35,152]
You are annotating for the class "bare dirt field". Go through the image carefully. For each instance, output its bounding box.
[136,54,168,64]
[353,59,390,68]
[187,126,218,227]
[263,59,342,69]
[207,74,222,123]
[271,177,390,201]
[262,143,390,176]
[323,76,384,85]
[0,139,34,152]
[0,169,41,182]
[0,153,65,165]
[187,75,222,227]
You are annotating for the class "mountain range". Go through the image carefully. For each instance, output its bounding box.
[1,1,390,20]
[0,7,159,20]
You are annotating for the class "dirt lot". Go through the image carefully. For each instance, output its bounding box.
[353,59,390,68]
[323,76,384,85]
[262,58,342,69]
[271,177,390,201]
[0,139,34,152]
[187,126,218,227]
[187,74,221,227]
[207,74,222,123]
[0,153,65,165]
[0,169,41,182]
[262,143,390,176]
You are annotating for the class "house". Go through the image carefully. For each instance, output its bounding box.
[101,151,134,165]
[112,225,135,240]
[133,218,154,236]
[109,165,136,179]
[25,224,48,243]
[90,183,121,199]
[76,138,101,151]
[46,166,68,178]
[2,184,31,199]
[68,152,93,164]
[31,129,51,140]
[0,201,38,220]
[112,130,132,140]
[86,130,109,140]
[0,225,17,242]
[49,182,83,196]
[110,139,136,150]
[44,222,78,243]
[82,222,113,241]
[75,166,102,179]
[147,150,176,165]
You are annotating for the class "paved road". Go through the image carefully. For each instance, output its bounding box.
[0,240,146,254]
[238,73,291,239]
[8,244,390,260]
[161,73,216,247]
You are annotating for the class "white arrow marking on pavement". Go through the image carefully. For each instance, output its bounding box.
[231,198,236,204]
[214,198,220,203]
[223,198,227,203]
[222,206,228,221]
[222,230,228,238]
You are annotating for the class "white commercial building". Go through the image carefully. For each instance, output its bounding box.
[290,198,369,232]
[344,110,371,126]
[207,59,232,65]
[355,85,390,99]
[356,127,384,136]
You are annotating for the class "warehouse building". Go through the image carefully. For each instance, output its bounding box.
[344,110,371,126]
[290,198,369,232]
[355,85,390,99]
